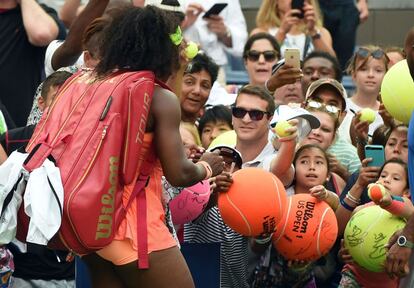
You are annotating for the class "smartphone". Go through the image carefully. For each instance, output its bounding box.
[202,3,228,18]
[291,0,305,18]
[284,48,301,69]
[364,145,385,167]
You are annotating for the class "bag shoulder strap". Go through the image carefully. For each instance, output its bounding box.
[303,35,312,59]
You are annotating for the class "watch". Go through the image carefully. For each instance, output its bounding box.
[397,235,414,248]
[310,28,321,40]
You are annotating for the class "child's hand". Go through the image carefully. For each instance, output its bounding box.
[338,239,353,264]
[213,171,233,193]
[277,119,299,142]
[287,259,311,270]
[309,185,328,201]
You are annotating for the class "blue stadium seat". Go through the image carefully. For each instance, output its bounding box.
[342,75,356,96]
[225,53,250,85]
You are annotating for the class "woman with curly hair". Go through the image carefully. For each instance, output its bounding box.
[81,6,224,288]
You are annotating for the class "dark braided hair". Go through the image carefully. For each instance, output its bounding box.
[96,6,180,80]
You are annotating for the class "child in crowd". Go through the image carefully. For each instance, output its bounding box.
[338,45,389,145]
[339,159,411,288]
[184,146,249,288]
[198,105,233,149]
[302,105,347,194]
[250,144,338,287]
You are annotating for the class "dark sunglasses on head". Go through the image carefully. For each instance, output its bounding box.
[356,48,389,61]
[231,107,270,121]
[245,50,278,62]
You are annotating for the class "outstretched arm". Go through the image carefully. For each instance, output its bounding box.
[51,0,110,71]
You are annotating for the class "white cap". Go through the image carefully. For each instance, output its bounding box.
[270,104,320,140]
[145,0,184,13]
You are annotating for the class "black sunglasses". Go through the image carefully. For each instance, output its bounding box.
[245,50,278,62]
[231,107,270,121]
[356,48,389,62]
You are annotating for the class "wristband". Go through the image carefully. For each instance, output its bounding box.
[340,198,356,212]
[383,197,405,215]
[391,195,404,202]
[197,161,213,180]
[254,233,274,245]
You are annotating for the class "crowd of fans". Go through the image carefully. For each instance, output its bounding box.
[0,0,413,287]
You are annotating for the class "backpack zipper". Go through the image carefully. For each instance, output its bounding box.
[65,126,108,249]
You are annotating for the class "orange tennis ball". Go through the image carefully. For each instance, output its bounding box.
[368,183,386,202]
[273,194,338,261]
[218,168,287,237]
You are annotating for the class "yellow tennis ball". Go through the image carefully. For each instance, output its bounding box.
[359,108,376,124]
[274,120,293,138]
[344,206,406,272]
[381,60,414,124]
[185,42,199,59]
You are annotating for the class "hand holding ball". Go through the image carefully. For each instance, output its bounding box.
[274,120,293,138]
[359,108,376,124]
[185,42,199,59]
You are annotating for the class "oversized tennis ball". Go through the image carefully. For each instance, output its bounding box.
[170,180,211,225]
[274,120,293,138]
[381,60,414,124]
[273,194,338,261]
[368,183,386,202]
[344,205,406,272]
[185,42,199,59]
[208,130,237,149]
[218,168,287,237]
[359,108,376,124]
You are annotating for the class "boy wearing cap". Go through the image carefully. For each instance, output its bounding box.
[304,78,361,181]
[184,145,249,288]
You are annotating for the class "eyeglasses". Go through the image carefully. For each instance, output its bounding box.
[305,101,340,116]
[356,47,389,62]
[245,50,278,62]
[231,107,270,121]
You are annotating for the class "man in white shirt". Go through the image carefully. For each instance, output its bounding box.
[233,85,296,186]
[179,0,248,83]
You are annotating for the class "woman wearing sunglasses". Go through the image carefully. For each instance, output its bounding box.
[243,33,280,88]
[337,45,390,145]
[251,0,335,60]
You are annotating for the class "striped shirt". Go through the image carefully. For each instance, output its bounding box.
[327,136,361,174]
[184,207,249,288]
